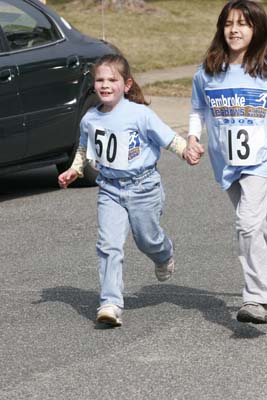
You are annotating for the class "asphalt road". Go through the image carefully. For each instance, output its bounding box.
[1,97,267,400]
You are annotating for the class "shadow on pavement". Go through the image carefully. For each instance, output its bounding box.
[0,166,93,201]
[0,166,59,201]
[33,284,265,338]
[126,285,266,339]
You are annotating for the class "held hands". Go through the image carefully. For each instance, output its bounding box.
[183,135,204,165]
[58,168,79,189]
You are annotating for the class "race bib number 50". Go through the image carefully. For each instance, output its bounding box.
[87,128,129,169]
[220,125,265,166]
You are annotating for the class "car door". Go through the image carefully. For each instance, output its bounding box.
[0,22,26,164]
[2,0,86,159]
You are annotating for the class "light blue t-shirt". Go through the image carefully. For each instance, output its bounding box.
[79,98,175,179]
[191,64,267,190]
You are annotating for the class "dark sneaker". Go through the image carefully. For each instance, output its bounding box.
[96,304,122,327]
[236,302,267,324]
[155,257,174,282]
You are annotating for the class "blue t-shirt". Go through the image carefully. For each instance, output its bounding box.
[191,64,267,190]
[79,98,175,179]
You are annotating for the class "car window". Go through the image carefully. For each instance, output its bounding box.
[0,0,62,52]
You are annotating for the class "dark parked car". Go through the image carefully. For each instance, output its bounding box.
[0,0,117,185]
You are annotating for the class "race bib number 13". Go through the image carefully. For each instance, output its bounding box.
[87,128,129,170]
[220,125,265,166]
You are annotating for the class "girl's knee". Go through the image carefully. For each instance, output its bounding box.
[236,215,262,237]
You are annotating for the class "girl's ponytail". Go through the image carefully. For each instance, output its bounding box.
[125,77,149,105]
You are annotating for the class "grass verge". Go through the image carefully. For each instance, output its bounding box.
[143,78,192,97]
[48,0,267,96]
[48,0,227,72]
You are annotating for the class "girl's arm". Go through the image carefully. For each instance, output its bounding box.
[58,116,90,188]
[70,145,87,177]
[166,133,187,159]
[58,145,87,188]
[188,109,204,141]
[165,131,204,165]
[183,109,205,164]
[183,67,205,163]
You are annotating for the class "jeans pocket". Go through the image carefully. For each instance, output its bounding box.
[135,172,161,193]
[96,174,107,188]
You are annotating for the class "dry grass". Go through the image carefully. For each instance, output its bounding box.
[143,78,192,97]
[48,0,267,96]
[48,0,227,72]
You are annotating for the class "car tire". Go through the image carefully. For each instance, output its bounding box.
[82,160,99,187]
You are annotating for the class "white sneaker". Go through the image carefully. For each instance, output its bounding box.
[236,302,267,324]
[96,304,122,327]
[155,257,174,282]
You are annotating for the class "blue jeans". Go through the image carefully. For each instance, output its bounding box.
[96,169,173,308]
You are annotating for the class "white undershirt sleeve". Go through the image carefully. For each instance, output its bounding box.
[188,108,205,140]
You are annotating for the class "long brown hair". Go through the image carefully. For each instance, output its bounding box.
[93,54,149,105]
[203,0,267,77]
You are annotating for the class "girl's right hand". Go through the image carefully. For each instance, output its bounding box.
[58,168,79,189]
[183,135,204,165]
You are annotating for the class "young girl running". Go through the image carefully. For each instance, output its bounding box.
[187,0,267,324]
[58,54,200,327]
